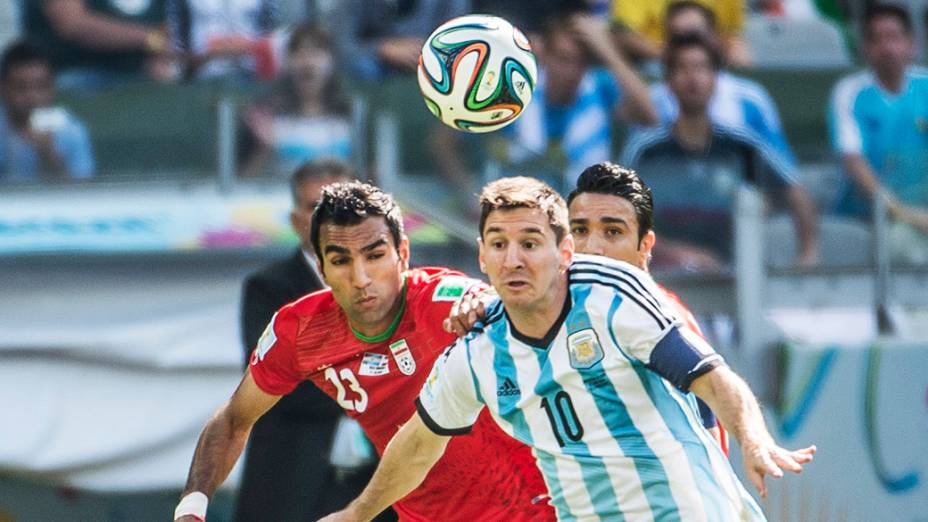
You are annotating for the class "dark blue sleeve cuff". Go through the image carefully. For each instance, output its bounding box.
[647,327,725,392]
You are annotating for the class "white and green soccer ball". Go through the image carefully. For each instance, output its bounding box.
[417,14,537,133]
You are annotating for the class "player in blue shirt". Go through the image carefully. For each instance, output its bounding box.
[322,177,815,522]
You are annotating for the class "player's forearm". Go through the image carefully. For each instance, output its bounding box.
[785,185,818,261]
[182,404,252,498]
[843,154,883,199]
[45,0,155,51]
[691,367,773,451]
[604,53,658,125]
[343,414,449,520]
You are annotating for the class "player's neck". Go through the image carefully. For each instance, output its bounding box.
[349,282,407,343]
[506,279,569,340]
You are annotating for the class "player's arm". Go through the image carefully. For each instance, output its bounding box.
[690,367,815,498]
[174,370,280,521]
[569,14,658,126]
[319,412,451,522]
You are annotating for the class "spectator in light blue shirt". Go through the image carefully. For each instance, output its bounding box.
[648,1,797,168]
[0,39,94,181]
[828,4,928,264]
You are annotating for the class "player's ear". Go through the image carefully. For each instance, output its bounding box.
[559,233,574,272]
[477,236,487,274]
[638,230,656,270]
[398,235,411,271]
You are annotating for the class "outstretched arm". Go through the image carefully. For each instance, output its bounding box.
[174,370,280,521]
[320,412,451,522]
[690,366,816,498]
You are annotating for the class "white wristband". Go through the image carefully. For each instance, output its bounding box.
[174,491,208,521]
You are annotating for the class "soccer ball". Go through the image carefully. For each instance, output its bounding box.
[418,15,537,133]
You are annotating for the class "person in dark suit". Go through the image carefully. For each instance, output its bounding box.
[236,159,365,521]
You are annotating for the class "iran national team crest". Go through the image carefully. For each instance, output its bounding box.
[389,339,416,375]
[567,329,604,369]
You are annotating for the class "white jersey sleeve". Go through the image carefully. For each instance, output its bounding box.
[416,340,484,435]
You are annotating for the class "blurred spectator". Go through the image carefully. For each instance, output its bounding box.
[473,0,607,35]
[331,0,469,80]
[0,39,94,181]
[650,1,797,167]
[237,159,377,522]
[432,12,658,210]
[829,4,928,264]
[239,23,351,178]
[622,33,817,270]
[166,0,287,81]
[612,0,752,68]
[22,0,173,90]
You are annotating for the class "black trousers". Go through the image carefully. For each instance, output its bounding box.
[234,412,395,521]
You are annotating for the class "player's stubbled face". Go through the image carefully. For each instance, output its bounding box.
[319,217,409,336]
[480,207,569,312]
[569,192,650,269]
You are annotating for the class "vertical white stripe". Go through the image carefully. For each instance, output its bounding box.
[831,71,871,155]
[548,332,653,521]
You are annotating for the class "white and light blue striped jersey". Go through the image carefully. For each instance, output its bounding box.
[828,67,928,217]
[418,254,765,521]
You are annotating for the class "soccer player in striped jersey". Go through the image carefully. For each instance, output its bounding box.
[566,161,729,455]
[323,177,815,522]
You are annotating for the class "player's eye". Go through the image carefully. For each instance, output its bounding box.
[605,227,622,237]
[522,240,537,249]
[491,240,505,249]
[367,252,385,261]
[330,257,348,266]
[571,226,588,236]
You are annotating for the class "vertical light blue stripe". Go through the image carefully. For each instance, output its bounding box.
[606,301,731,519]
[571,285,679,521]
[487,320,572,519]
[529,334,625,520]
[535,448,576,522]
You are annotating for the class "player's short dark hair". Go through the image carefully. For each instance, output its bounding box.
[567,162,654,242]
[290,159,354,205]
[666,1,718,33]
[863,3,913,37]
[664,32,723,73]
[479,177,568,243]
[310,181,404,269]
[0,39,52,83]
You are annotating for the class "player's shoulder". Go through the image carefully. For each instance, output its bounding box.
[908,66,928,87]
[569,254,666,299]
[831,70,875,102]
[280,287,338,321]
[570,253,651,281]
[405,266,481,303]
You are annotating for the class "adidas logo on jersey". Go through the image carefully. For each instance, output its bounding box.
[497,377,520,397]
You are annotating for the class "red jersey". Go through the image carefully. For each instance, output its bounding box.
[249,267,555,521]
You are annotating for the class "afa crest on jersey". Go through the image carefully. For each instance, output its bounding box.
[567,329,603,369]
[389,339,416,375]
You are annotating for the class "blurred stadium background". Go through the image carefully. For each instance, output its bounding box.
[0,0,927,520]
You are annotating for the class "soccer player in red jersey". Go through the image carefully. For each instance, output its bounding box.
[565,162,729,454]
[174,182,554,522]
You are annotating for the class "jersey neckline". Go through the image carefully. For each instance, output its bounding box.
[506,290,572,349]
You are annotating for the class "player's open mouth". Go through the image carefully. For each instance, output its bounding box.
[505,281,529,290]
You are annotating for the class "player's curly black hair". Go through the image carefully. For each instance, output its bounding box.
[567,162,654,243]
[310,181,404,270]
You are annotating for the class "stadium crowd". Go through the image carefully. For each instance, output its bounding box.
[1,0,926,269]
